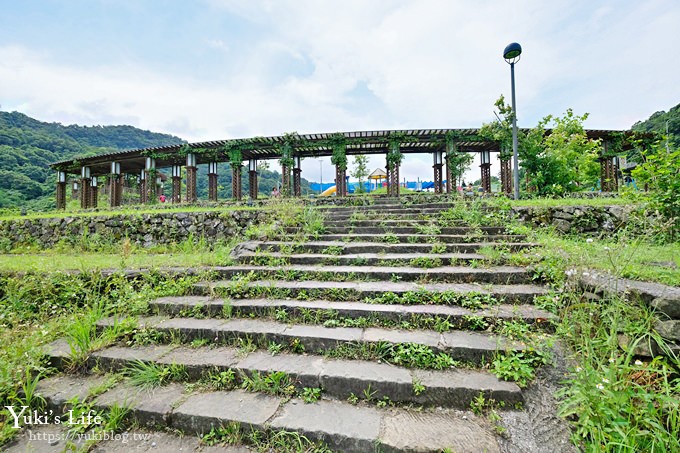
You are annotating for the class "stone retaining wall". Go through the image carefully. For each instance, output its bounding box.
[0,210,271,249]
[510,204,635,234]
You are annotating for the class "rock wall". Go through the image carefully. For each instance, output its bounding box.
[510,205,634,234]
[0,210,271,249]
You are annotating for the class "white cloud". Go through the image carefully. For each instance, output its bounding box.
[1,0,679,184]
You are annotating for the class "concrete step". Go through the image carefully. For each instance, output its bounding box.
[195,279,547,304]
[95,316,525,364]
[318,202,458,213]
[255,240,539,254]
[314,233,528,243]
[288,226,509,235]
[324,219,474,227]
[36,374,502,452]
[150,296,554,326]
[190,264,534,284]
[45,341,523,409]
[236,251,487,266]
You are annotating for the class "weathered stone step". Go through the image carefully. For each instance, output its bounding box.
[289,226,508,235]
[150,296,554,326]
[236,251,486,266]
[318,202,458,213]
[315,233,528,243]
[96,316,524,364]
[189,264,533,284]
[324,219,477,227]
[36,374,501,452]
[254,240,538,254]
[195,279,547,304]
[328,212,452,220]
[46,340,523,409]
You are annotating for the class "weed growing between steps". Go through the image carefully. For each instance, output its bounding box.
[0,271,200,446]
[201,423,332,452]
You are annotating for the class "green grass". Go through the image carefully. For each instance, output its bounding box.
[0,248,237,272]
[533,230,680,286]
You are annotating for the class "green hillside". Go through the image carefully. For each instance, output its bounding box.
[0,111,185,209]
[0,111,312,211]
[632,102,679,147]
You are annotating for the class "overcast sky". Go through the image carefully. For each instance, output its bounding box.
[1,0,679,183]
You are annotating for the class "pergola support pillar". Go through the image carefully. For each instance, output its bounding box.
[386,146,400,198]
[480,150,491,193]
[186,154,197,203]
[335,165,346,197]
[500,156,512,195]
[248,159,258,200]
[139,170,147,204]
[109,162,122,207]
[171,165,182,204]
[281,165,290,197]
[232,163,242,201]
[433,150,443,194]
[208,162,218,201]
[600,142,618,192]
[56,171,67,210]
[144,157,156,203]
[293,156,302,197]
[90,177,99,209]
[80,166,91,209]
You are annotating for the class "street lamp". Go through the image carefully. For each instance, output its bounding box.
[503,42,522,200]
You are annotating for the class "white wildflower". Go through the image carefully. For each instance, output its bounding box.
[596,383,604,390]
[634,360,643,366]
[586,238,594,243]
[602,378,610,384]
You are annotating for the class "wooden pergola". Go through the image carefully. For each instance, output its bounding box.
[49,128,638,209]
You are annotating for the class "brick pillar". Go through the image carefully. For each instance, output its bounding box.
[109,175,120,207]
[185,153,197,203]
[433,150,443,194]
[281,164,290,196]
[387,158,400,197]
[481,164,491,193]
[90,177,98,209]
[139,170,147,204]
[56,171,66,210]
[480,150,491,193]
[293,168,302,197]
[170,165,181,204]
[109,162,121,207]
[500,159,512,195]
[335,166,346,197]
[208,162,218,202]
[445,157,452,193]
[249,170,258,200]
[232,164,242,201]
[144,170,156,203]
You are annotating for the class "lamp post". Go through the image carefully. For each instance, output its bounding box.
[503,42,522,200]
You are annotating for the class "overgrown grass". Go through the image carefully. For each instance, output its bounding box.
[555,290,680,451]
[0,271,199,446]
[533,230,680,286]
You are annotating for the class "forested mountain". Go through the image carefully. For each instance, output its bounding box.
[0,111,185,209]
[0,111,311,211]
[632,102,680,147]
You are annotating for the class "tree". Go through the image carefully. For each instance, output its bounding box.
[521,109,599,195]
[481,97,600,196]
[351,155,369,193]
[631,144,680,237]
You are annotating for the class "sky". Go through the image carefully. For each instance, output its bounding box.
[1,0,679,184]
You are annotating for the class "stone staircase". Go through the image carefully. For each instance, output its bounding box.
[32,199,569,452]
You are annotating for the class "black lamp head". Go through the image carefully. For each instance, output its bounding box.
[503,42,522,63]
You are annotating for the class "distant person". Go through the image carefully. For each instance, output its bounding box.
[271,187,280,198]
[159,194,166,203]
